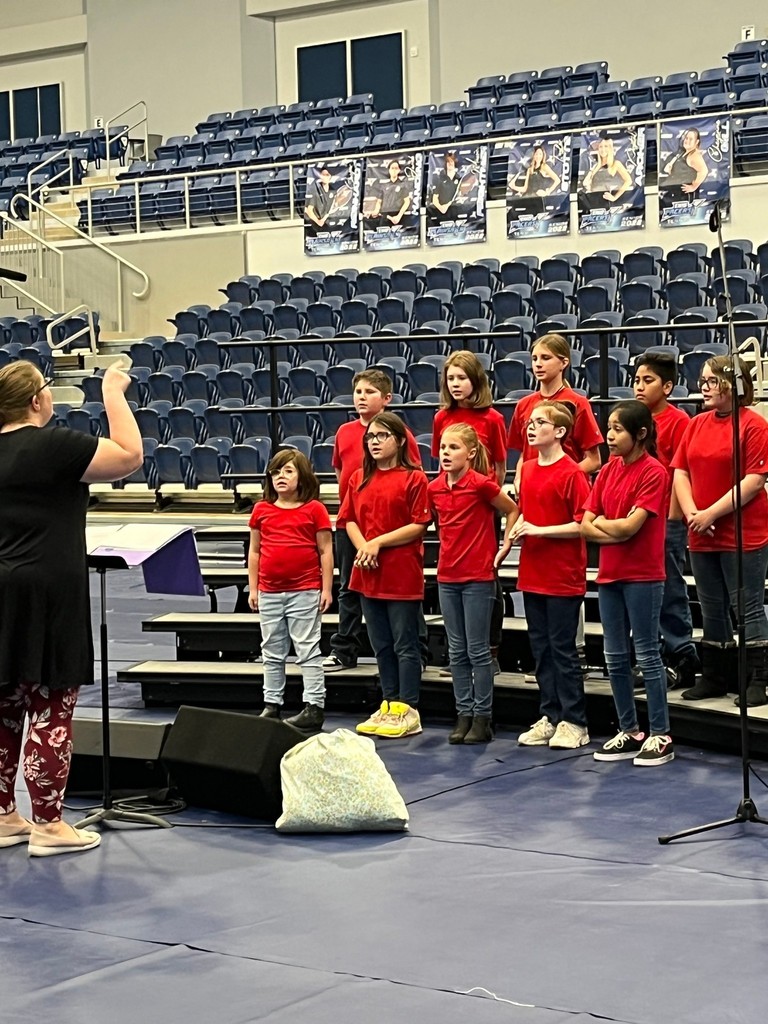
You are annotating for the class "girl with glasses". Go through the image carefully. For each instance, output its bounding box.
[673,356,768,707]
[337,412,431,739]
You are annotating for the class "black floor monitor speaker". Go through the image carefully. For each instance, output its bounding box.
[69,718,171,794]
[161,706,305,821]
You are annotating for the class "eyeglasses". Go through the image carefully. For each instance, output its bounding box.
[698,377,721,390]
[364,431,394,444]
[33,377,54,397]
[526,417,554,429]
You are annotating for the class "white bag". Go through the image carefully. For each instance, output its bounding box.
[275,728,409,833]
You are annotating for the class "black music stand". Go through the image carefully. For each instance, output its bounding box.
[76,552,172,830]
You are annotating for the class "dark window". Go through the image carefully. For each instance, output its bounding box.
[351,34,403,112]
[0,93,10,142]
[298,41,347,105]
[13,87,38,139]
[39,85,61,135]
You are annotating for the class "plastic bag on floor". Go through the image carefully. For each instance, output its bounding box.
[275,728,409,833]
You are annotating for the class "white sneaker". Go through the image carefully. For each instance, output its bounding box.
[549,721,590,749]
[518,716,555,746]
[323,654,353,673]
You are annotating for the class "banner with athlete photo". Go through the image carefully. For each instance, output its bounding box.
[506,135,571,238]
[658,116,730,228]
[362,153,423,252]
[425,145,488,247]
[303,161,363,256]
[576,126,646,234]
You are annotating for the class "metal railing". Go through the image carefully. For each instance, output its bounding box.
[4,192,149,332]
[0,214,64,312]
[45,303,98,354]
[105,100,149,182]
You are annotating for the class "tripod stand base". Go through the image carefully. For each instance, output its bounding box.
[75,806,172,829]
[658,798,768,844]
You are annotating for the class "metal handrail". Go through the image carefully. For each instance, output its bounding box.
[105,100,148,182]
[25,147,81,210]
[8,191,150,302]
[0,211,64,310]
[45,303,97,353]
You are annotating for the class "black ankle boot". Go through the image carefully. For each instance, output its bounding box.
[285,704,325,731]
[682,645,729,701]
[448,715,473,744]
[735,646,768,708]
[464,716,494,744]
[260,703,281,719]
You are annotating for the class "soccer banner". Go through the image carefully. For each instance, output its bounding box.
[576,126,646,234]
[506,135,571,238]
[303,161,362,256]
[658,116,730,228]
[425,145,488,247]
[362,153,423,252]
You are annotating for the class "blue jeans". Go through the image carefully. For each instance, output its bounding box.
[524,593,587,727]
[438,581,495,716]
[360,597,422,706]
[599,581,669,735]
[332,530,430,667]
[330,530,362,666]
[259,589,325,707]
[660,519,695,661]
[689,546,768,646]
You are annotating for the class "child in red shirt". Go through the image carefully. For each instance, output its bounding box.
[431,350,509,671]
[337,411,431,739]
[248,450,333,731]
[327,368,421,672]
[583,401,673,766]
[673,355,768,706]
[633,352,697,688]
[507,332,603,496]
[498,401,591,750]
[428,423,518,744]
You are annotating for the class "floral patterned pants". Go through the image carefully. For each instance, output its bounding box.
[0,682,79,823]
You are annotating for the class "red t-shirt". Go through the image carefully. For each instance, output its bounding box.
[517,455,591,597]
[248,499,332,592]
[333,419,421,503]
[585,452,669,584]
[653,403,690,476]
[672,408,768,552]
[431,406,508,472]
[427,468,501,583]
[336,466,431,600]
[507,388,604,466]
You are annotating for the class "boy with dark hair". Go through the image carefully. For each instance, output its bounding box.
[633,353,699,688]
[325,370,421,672]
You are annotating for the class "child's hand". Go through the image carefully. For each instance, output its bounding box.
[248,590,259,611]
[511,519,540,541]
[355,539,380,569]
[688,508,717,535]
[319,588,333,613]
[494,540,512,568]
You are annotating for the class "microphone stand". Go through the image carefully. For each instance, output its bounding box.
[659,200,768,843]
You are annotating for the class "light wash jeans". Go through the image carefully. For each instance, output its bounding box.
[259,589,325,707]
[598,581,669,735]
[438,581,496,716]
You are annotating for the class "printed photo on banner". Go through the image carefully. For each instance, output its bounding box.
[303,161,362,257]
[362,153,424,252]
[576,127,646,234]
[506,135,571,238]
[425,146,489,247]
[658,116,730,228]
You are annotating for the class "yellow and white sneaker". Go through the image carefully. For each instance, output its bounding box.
[356,701,390,735]
[375,702,422,738]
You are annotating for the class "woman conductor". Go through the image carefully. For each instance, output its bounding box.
[0,360,142,856]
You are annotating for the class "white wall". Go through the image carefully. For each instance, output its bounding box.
[0,0,84,30]
[274,0,432,107]
[85,0,276,140]
[436,1,768,104]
